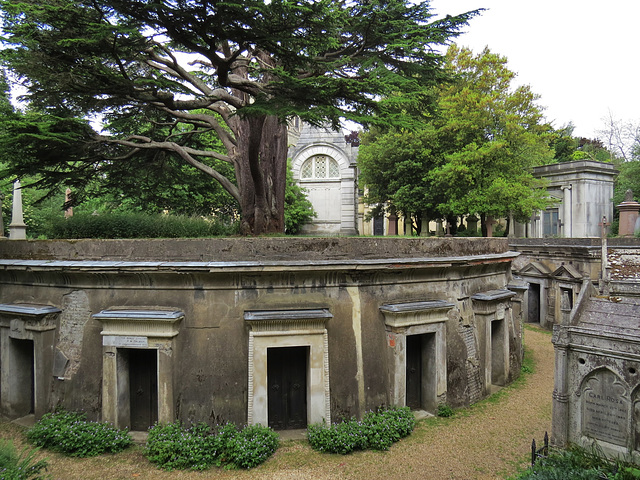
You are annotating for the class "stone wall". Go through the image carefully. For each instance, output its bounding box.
[0,237,522,430]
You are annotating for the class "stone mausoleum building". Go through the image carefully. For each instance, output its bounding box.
[0,237,524,432]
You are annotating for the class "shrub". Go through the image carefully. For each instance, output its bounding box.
[307,406,415,454]
[516,445,640,480]
[436,404,454,418]
[26,411,131,457]
[145,421,278,471]
[47,212,237,239]
[0,440,49,480]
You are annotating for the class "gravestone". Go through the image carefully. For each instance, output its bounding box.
[552,288,640,457]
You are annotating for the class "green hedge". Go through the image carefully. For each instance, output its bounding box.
[145,421,279,471]
[47,212,237,239]
[307,406,415,454]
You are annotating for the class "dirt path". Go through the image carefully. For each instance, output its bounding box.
[2,326,554,480]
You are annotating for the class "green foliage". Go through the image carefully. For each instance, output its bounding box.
[46,212,236,239]
[0,0,478,234]
[26,411,131,458]
[284,160,315,235]
[224,424,280,469]
[358,45,554,233]
[436,404,454,418]
[145,421,278,471]
[307,406,415,454]
[515,445,640,480]
[0,440,49,480]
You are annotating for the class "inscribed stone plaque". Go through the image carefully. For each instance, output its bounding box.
[581,370,629,446]
[103,335,148,348]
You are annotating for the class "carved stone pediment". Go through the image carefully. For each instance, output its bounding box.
[517,262,552,277]
[551,264,584,281]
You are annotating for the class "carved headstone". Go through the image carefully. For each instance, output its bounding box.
[9,180,26,239]
[581,369,629,446]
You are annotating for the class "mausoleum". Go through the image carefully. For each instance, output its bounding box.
[0,237,523,432]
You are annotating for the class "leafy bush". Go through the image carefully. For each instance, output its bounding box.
[0,440,49,480]
[47,212,237,239]
[436,404,454,418]
[145,421,278,471]
[26,411,131,457]
[516,445,640,480]
[307,406,415,454]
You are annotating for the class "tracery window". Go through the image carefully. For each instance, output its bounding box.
[300,155,340,179]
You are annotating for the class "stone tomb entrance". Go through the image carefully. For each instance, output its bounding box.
[93,308,183,431]
[0,304,61,419]
[245,309,332,429]
[380,301,452,414]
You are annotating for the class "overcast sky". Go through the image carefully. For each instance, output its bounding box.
[430,0,640,140]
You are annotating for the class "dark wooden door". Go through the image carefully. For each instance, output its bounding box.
[129,349,158,431]
[373,216,384,236]
[406,335,422,410]
[267,346,308,430]
[528,283,540,323]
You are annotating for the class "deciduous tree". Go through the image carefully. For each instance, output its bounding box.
[0,0,476,234]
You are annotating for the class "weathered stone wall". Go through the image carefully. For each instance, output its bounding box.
[0,238,522,429]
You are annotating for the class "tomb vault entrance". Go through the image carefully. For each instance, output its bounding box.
[245,309,332,429]
[380,301,452,414]
[0,304,61,419]
[93,308,183,431]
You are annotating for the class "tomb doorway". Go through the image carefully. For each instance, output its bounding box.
[10,338,35,416]
[127,348,158,431]
[405,333,437,412]
[490,319,506,386]
[528,283,541,324]
[267,346,308,430]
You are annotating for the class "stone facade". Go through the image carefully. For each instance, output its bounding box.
[0,238,523,431]
[289,125,359,235]
[517,160,617,238]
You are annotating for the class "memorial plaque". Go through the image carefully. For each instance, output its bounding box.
[581,370,629,446]
[103,335,148,348]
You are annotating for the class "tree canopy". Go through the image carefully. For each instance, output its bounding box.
[358,45,554,235]
[0,0,478,234]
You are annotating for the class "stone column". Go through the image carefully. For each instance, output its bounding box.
[0,193,5,238]
[9,180,27,240]
[617,189,640,237]
[561,185,572,238]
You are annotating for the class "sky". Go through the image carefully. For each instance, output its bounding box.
[429,0,640,140]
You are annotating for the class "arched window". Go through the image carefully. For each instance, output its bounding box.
[301,155,340,179]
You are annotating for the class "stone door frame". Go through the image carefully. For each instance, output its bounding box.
[93,308,183,430]
[380,300,453,411]
[244,309,332,427]
[0,303,61,419]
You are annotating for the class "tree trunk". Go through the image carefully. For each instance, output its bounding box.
[235,114,288,235]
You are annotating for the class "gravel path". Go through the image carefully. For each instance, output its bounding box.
[6,326,553,480]
[251,325,555,480]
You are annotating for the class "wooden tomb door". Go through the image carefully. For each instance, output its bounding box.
[128,348,158,431]
[267,346,308,430]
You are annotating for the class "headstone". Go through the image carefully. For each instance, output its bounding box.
[581,369,629,446]
[8,180,26,240]
[64,188,73,218]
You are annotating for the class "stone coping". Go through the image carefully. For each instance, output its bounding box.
[379,300,454,313]
[0,251,518,272]
[92,309,185,320]
[0,237,510,262]
[0,303,62,316]
[471,289,516,302]
[244,309,333,322]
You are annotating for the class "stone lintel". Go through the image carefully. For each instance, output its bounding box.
[93,307,184,338]
[0,303,61,317]
[244,309,332,333]
[380,300,454,329]
[471,289,516,302]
